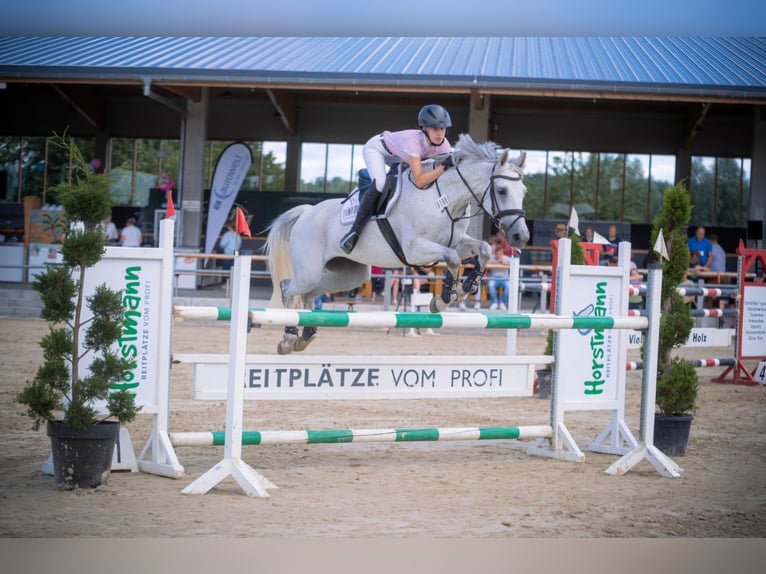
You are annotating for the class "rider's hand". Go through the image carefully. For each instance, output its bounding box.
[441,156,454,170]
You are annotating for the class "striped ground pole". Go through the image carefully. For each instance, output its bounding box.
[174,306,649,330]
[518,282,552,292]
[627,308,736,317]
[626,358,736,370]
[629,285,738,298]
[171,425,554,446]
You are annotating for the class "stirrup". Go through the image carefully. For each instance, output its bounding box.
[339,230,359,254]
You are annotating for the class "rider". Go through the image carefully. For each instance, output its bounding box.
[339,104,454,254]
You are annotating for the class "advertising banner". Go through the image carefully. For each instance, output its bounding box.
[81,247,164,410]
[204,142,253,255]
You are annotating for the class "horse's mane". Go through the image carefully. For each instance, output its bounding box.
[452,133,501,164]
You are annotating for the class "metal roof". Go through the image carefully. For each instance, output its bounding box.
[1,37,765,99]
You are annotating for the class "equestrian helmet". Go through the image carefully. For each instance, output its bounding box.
[418,104,452,129]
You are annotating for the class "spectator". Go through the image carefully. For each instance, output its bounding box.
[629,262,644,310]
[370,266,385,302]
[218,221,241,272]
[487,245,511,311]
[708,234,727,273]
[601,224,619,265]
[119,218,142,247]
[583,227,594,243]
[101,215,119,244]
[687,226,713,270]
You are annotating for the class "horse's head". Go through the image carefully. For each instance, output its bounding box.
[489,149,530,248]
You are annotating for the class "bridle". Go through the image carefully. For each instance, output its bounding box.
[448,161,527,237]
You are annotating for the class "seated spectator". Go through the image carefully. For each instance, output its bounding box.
[629,262,644,310]
[486,245,511,310]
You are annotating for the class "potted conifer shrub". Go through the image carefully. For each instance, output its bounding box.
[16,134,140,489]
[648,181,697,456]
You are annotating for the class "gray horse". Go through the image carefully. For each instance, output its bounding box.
[265,134,529,354]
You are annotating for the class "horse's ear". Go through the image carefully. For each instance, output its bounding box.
[516,151,527,168]
[499,148,510,165]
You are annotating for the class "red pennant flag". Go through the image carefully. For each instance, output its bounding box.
[165,190,176,220]
[236,207,251,238]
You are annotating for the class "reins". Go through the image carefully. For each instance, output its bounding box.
[437,163,527,244]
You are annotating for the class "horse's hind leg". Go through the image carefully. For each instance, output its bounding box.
[293,293,318,352]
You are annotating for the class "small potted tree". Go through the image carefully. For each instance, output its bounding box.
[16,134,140,489]
[648,181,697,455]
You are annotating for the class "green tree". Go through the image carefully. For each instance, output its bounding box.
[649,180,697,416]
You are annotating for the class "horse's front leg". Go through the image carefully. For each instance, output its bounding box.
[430,250,464,313]
[454,238,492,300]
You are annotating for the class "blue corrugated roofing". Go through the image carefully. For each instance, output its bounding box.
[1,37,764,98]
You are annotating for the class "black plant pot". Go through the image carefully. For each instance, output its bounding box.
[536,369,552,399]
[653,414,693,456]
[47,420,119,490]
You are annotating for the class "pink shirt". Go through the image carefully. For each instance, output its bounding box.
[381,129,451,163]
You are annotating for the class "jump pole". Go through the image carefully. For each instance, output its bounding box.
[181,253,277,496]
[172,425,554,446]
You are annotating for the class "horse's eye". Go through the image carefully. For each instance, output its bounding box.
[496,186,507,196]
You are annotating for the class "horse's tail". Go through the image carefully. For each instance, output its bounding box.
[264,204,312,308]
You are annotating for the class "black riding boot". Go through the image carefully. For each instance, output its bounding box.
[339,187,381,254]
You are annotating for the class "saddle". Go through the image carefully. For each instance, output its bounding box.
[354,164,402,215]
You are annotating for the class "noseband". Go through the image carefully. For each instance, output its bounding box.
[488,172,527,234]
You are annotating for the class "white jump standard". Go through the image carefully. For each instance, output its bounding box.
[179,238,671,497]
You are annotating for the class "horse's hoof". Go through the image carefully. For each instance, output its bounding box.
[277,336,297,355]
[293,333,316,352]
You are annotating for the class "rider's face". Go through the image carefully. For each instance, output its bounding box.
[423,127,446,145]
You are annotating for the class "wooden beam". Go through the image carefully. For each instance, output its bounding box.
[265,88,296,136]
[50,84,104,129]
[684,102,712,148]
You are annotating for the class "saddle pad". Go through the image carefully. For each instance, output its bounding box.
[340,191,359,225]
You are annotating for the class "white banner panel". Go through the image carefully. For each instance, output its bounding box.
[81,247,164,411]
[176,354,553,400]
[556,269,625,407]
[627,327,734,349]
[741,284,766,358]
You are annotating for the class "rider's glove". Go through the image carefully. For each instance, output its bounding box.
[441,156,454,170]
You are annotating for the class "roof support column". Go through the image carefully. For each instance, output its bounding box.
[468,91,492,241]
[675,146,691,188]
[749,106,766,248]
[284,135,301,191]
[179,88,209,249]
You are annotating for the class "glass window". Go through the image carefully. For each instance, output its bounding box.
[740,159,751,227]
[521,150,547,220]
[716,157,743,226]
[596,153,624,221]
[0,136,21,201]
[623,154,650,223]
[19,137,46,202]
[300,142,365,193]
[690,157,715,225]
[648,155,675,223]
[545,151,572,219]
[571,152,598,222]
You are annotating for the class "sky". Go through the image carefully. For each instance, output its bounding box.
[1,0,764,35]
